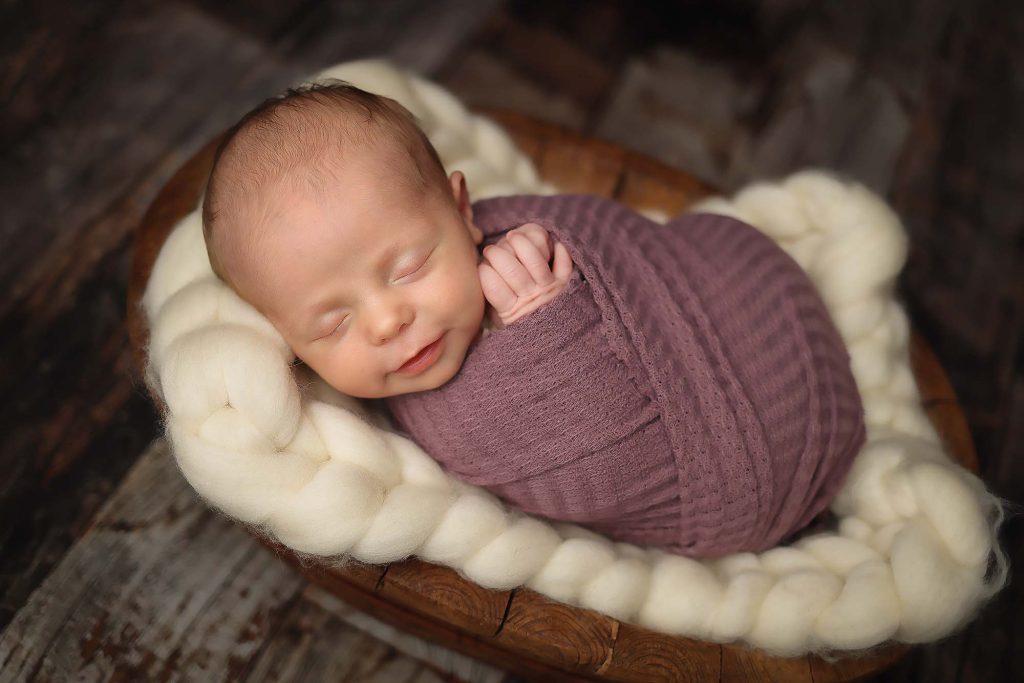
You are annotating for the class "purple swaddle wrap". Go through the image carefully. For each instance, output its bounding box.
[384,194,865,557]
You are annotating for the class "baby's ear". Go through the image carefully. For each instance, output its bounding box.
[449,171,472,220]
[449,170,482,244]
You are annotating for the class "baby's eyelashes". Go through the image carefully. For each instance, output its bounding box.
[391,248,434,283]
[310,315,347,341]
[393,259,425,282]
[328,317,349,336]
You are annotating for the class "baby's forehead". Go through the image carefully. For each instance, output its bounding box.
[259,172,438,253]
[231,128,429,234]
[229,104,396,177]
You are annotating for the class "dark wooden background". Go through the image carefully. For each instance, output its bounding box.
[2,0,1021,680]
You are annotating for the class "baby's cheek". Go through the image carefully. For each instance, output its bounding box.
[299,345,345,391]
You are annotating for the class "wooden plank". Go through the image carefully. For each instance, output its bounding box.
[0,441,303,681]
[817,0,962,102]
[388,0,507,76]
[0,323,159,631]
[0,440,480,682]
[593,47,745,189]
[594,33,911,192]
[473,13,612,109]
[240,593,451,683]
[442,50,588,130]
[239,595,412,682]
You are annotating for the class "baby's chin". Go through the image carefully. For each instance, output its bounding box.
[314,360,462,400]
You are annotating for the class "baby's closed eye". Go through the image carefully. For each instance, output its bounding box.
[310,314,348,341]
[392,249,433,282]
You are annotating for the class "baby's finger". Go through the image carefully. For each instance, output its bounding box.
[490,239,517,257]
[551,240,574,282]
[506,232,555,287]
[477,261,517,313]
[492,227,550,263]
[482,244,535,295]
[509,223,552,261]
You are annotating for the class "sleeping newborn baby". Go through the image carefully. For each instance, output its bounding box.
[203,81,866,558]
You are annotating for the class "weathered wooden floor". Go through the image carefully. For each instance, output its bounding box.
[2,0,1021,680]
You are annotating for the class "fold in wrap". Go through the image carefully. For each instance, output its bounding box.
[385,194,866,557]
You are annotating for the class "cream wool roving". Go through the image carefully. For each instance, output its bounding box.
[140,58,1009,657]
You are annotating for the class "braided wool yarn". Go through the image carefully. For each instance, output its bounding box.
[140,59,1009,657]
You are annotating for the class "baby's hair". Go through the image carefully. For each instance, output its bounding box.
[201,79,450,287]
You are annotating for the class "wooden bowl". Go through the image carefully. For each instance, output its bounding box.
[126,108,979,682]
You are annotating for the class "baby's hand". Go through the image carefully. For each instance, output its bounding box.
[478,223,575,329]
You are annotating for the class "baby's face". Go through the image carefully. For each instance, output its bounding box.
[228,149,486,399]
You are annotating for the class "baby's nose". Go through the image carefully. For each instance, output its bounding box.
[367,303,413,344]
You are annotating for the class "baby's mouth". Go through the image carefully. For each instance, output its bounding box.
[396,334,445,375]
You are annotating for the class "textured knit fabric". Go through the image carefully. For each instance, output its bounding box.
[384,193,866,557]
